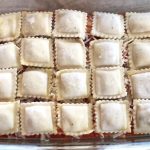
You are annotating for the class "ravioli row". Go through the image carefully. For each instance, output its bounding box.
[0,68,126,101]
[0,38,123,69]
[0,100,132,136]
[1,10,150,41]
[2,100,150,136]
[126,13,150,135]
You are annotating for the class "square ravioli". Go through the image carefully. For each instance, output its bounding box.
[0,12,21,41]
[0,101,19,135]
[95,100,130,133]
[130,71,150,99]
[53,9,87,39]
[0,42,20,68]
[21,38,53,67]
[92,67,126,99]
[92,12,124,38]
[126,12,150,38]
[133,100,150,134]
[18,69,51,99]
[90,40,122,67]
[22,12,52,37]
[128,40,150,69]
[56,69,90,100]
[0,69,17,101]
[55,39,86,69]
[57,103,93,136]
[20,102,56,135]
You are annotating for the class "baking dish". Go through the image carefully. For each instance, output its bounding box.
[1,0,150,149]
